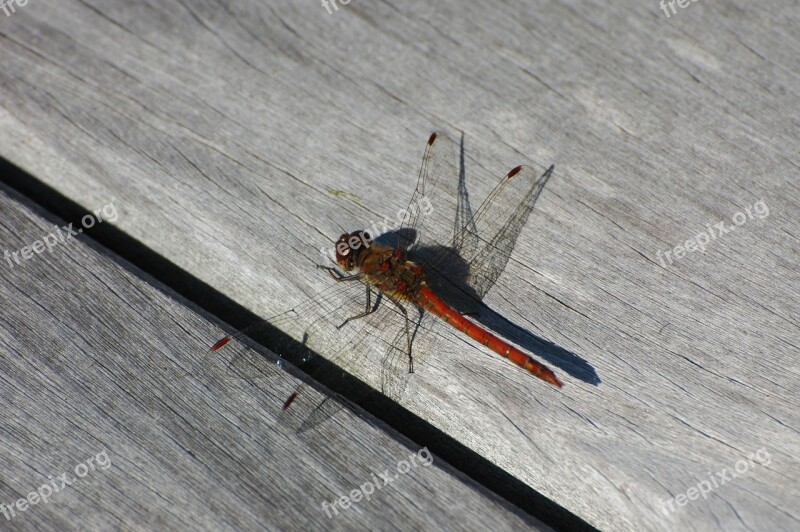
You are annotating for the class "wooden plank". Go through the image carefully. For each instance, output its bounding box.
[0,184,548,530]
[1,1,798,529]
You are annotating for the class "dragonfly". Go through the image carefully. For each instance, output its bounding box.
[207,131,561,425]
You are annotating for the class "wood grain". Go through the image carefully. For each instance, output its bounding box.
[1,0,798,529]
[0,184,547,530]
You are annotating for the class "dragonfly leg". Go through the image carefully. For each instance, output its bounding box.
[318,265,361,282]
[336,285,376,329]
[388,297,414,374]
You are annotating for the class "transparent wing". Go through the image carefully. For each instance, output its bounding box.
[455,163,554,298]
[400,132,466,252]
[202,267,432,429]
[413,157,554,313]
[202,133,555,429]
[203,279,366,380]
[380,306,430,401]
[401,131,554,302]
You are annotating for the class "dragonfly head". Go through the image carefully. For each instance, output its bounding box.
[335,230,372,271]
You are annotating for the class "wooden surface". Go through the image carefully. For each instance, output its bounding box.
[0,185,547,530]
[1,0,798,530]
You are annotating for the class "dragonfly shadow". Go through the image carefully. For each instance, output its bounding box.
[470,307,601,386]
[1,153,599,531]
[372,130,599,387]
[377,233,600,386]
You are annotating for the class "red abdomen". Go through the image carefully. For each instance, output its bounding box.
[415,287,563,388]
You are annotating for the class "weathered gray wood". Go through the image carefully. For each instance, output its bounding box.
[0,185,547,530]
[1,0,798,530]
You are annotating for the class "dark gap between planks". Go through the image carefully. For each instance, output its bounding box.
[0,157,597,532]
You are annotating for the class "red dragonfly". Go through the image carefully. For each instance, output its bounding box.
[208,132,560,422]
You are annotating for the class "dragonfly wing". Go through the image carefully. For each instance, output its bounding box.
[400,132,465,252]
[279,391,345,434]
[204,269,427,430]
[203,279,382,385]
[379,305,431,401]
[280,296,429,432]
[419,163,553,317]
[459,164,554,298]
